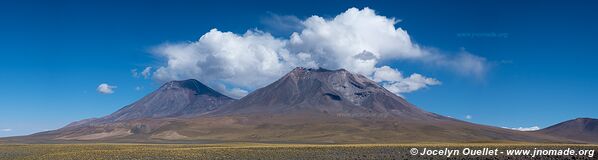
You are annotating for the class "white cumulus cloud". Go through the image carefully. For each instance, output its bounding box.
[152,7,487,98]
[153,29,291,94]
[373,66,440,96]
[502,126,541,131]
[97,83,117,94]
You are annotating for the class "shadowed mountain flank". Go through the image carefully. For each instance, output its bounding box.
[537,118,598,143]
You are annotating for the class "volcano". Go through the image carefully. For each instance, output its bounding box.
[4,79,235,142]
[214,67,443,120]
[1,67,583,143]
[159,67,567,143]
[105,79,235,121]
[67,79,235,127]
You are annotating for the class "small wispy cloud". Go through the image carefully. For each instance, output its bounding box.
[132,67,152,79]
[260,12,304,35]
[1,128,12,132]
[141,67,152,79]
[97,83,117,94]
[131,69,139,78]
[465,115,472,119]
[502,126,541,131]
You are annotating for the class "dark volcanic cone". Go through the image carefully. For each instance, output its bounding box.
[67,79,235,129]
[104,79,234,122]
[215,67,445,121]
[4,79,235,142]
[67,79,235,127]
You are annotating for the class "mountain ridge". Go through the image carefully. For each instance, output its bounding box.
[537,118,598,143]
[62,79,235,129]
[213,67,444,121]
[0,67,592,144]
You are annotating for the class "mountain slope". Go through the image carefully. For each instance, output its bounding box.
[537,118,598,143]
[1,68,576,143]
[214,67,443,120]
[104,79,234,121]
[150,67,569,143]
[69,79,234,126]
[7,79,235,142]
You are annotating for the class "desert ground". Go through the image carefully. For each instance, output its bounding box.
[0,143,596,160]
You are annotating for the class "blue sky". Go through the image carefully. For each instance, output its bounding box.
[1,0,597,137]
